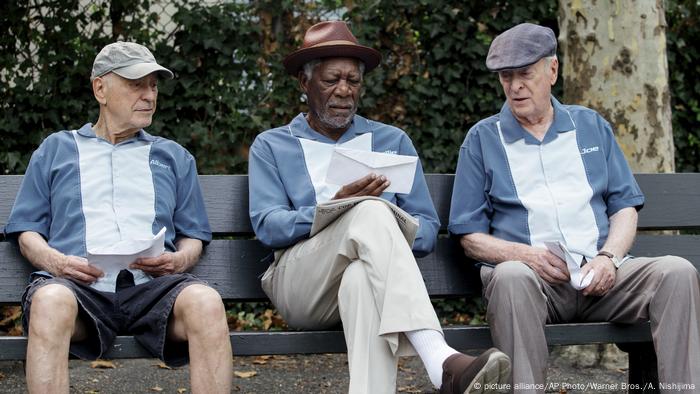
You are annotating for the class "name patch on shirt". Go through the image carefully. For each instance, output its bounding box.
[580,146,599,155]
[150,159,170,170]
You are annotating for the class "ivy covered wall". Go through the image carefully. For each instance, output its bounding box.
[1,0,698,174]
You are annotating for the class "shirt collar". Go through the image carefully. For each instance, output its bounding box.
[498,96,575,144]
[287,113,373,144]
[76,123,156,144]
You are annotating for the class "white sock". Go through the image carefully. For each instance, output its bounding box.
[405,329,459,388]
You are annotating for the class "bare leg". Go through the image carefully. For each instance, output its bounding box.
[168,284,232,394]
[26,284,87,394]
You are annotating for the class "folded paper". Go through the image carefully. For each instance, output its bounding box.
[544,241,595,290]
[87,227,166,278]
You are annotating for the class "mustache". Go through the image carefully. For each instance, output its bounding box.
[326,99,356,109]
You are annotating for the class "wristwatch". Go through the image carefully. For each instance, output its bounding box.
[597,250,622,268]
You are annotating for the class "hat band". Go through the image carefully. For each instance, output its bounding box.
[306,40,358,49]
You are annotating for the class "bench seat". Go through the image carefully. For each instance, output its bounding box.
[2,173,700,391]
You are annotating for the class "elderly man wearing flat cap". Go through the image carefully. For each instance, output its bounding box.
[4,42,232,393]
[448,23,700,391]
[249,21,511,393]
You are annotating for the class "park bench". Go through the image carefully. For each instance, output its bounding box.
[2,173,699,391]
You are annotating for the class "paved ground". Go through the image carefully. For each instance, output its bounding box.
[0,346,629,393]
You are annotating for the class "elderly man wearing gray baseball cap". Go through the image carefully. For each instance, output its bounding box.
[4,42,232,393]
[448,23,700,392]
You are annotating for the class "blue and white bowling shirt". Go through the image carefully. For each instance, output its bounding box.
[4,123,211,292]
[248,113,440,257]
[448,96,644,262]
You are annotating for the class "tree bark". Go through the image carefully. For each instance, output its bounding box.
[558,0,674,172]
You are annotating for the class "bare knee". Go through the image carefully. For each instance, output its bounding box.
[173,284,227,335]
[29,284,79,336]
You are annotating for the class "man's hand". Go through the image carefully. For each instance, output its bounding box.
[56,255,104,284]
[332,173,390,200]
[521,246,570,285]
[581,255,616,296]
[130,252,185,277]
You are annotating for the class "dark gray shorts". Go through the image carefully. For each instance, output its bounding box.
[21,272,205,367]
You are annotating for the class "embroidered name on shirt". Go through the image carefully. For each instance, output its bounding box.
[580,146,599,155]
[150,159,170,170]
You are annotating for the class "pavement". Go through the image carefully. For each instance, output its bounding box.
[0,346,629,393]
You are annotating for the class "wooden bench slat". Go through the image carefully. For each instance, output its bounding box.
[0,238,481,303]
[3,173,700,234]
[635,173,700,230]
[3,234,700,304]
[0,321,652,360]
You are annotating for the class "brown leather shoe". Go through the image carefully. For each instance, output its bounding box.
[439,348,511,394]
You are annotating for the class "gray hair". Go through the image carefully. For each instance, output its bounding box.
[302,58,366,80]
[544,55,557,66]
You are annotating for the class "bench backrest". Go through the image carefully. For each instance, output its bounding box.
[2,173,700,304]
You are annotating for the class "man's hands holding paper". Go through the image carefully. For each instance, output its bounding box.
[130,237,203,277]
[580,256,616,296]
[18,231,104,284]
[61,251,187,282]
[130,252,185,276]
[332,173,390,199]
[56,255,104,284]
[521,246,570,285]
[57,249,191,281]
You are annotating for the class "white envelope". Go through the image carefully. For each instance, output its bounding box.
[325,147,418,194]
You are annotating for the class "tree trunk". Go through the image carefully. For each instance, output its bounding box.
[558,0,674,173]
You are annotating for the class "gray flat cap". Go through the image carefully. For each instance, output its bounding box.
[486,23,557,71]
[91,41,173,81]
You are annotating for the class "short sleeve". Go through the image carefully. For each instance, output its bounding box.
[248,136,315,249]
[448,129,492,235]
[173,154,212,244]
[3,142,53,242]
[600,118,645,215]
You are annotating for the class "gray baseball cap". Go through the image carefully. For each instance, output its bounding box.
[90,41,174,81]
[486,23,557,72]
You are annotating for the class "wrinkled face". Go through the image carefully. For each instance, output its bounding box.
[498,57,558,122]
[301,57,362,134]
[97,73,158,133]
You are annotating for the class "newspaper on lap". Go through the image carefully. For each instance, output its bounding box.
[310,196,419,245]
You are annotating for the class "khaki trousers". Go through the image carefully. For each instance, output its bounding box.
[481,256,700,393]
[261,200,442,394]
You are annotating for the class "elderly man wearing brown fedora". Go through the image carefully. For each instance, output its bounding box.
[449,23,700,392]
[4,42,232,393]
[248,21,511,393]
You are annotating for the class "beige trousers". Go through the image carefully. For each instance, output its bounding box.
[481,256,700,394]
[261,200,442,394]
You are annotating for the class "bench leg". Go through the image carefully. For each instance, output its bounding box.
[616,342,659,393]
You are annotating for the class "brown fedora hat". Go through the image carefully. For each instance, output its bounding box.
[283,21,381,76]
